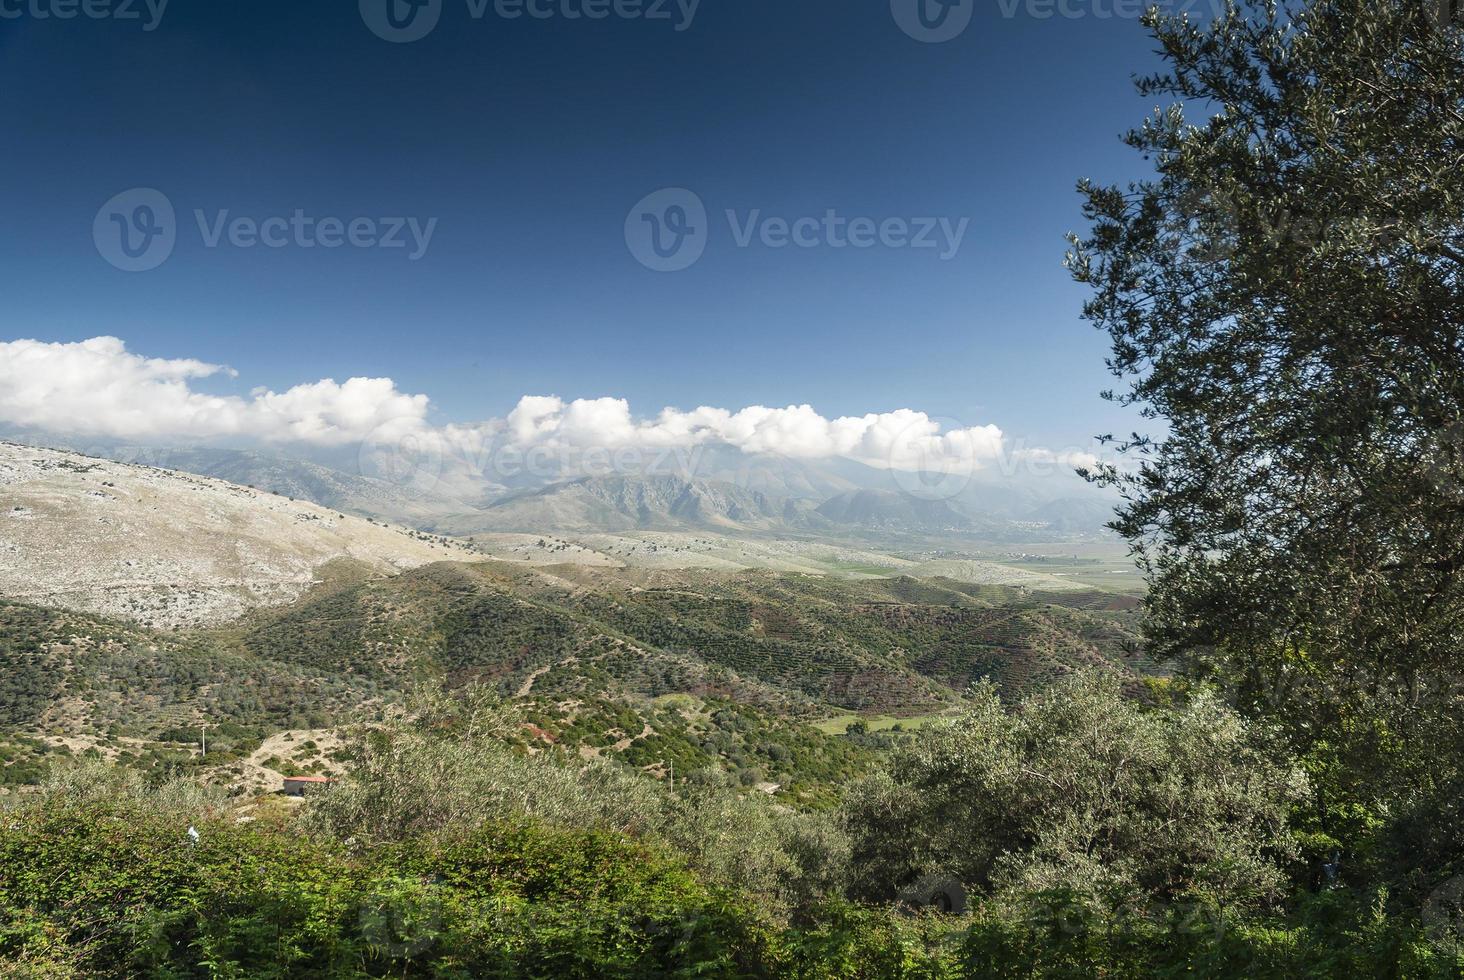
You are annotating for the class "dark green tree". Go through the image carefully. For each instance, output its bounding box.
[842,675,1305,911]
[1067,0,1464,884]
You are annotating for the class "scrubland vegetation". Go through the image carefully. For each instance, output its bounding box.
[1,678,1457,977]
[4,0,1464,975]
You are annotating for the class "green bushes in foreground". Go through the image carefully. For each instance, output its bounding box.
[0,800,775,979]
[0,793,1458,978]
[1,682,1457,977]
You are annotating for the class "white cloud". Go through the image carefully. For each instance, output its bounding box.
[1010,447,1102,473]
[484,397,1005,473]
[0,336,1046,476]
[0,336,428,445]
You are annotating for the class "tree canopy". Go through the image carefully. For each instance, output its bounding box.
[844,675,1306,912]
[1067,0,1464,891]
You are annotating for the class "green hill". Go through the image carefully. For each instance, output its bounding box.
[0,560,1145,803]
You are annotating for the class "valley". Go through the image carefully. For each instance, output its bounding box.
[0,442,1149,808]
[54,440,1125,543]
[458,528,1144,593]
[8,4,1458,971]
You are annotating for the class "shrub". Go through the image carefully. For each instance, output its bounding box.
[0,799,776,978]
[303,689,849,914]
[843,674,1308,911]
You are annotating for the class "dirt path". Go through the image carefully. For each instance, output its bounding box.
[517,665,551,696]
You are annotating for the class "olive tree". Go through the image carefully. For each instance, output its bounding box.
[842,675,1307,910]
[1066,0,1464,879]
[305,687,849,914]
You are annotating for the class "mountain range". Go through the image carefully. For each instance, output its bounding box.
[37,440,1119,542]
[0,439,1148,802]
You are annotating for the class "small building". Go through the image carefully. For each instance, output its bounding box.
[282,775,332,797]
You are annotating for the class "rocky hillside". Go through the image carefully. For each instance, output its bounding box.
[443,475,823,534]
[0,443,467,628]
[143,447,475,526]
[815,489,979,533]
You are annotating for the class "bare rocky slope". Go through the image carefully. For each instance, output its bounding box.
[0,442,467,628]
[442,474,824,534]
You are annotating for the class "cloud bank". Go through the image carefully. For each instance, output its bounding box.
[0,336,1035,475]
[0,337,427,445]
[495,396,1004,472]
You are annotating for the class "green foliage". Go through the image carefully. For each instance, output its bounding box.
[0,563,1147,808]
[520,694,884,809]
[0,599,379,759]
[0,800,774,978]
[1068,0,1464,905]
[954,887,1459,979]
[843,674,1307,910]
[303,688,850,915]
[1,778,1452,978]
[1068,0,1464,691]
[220,561,1143,718]
[3,696,1457,978]
[0,604,64,727]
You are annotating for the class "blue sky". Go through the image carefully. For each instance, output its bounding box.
[0,0,1172,453]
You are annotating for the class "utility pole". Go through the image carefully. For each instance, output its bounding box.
[200,723,208,759]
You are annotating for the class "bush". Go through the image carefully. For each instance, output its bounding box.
[955,888,1459,979]
[0,799,776,978]
[303,689,849,914]
[1,745,1454,978]
[843,674,1308,911]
